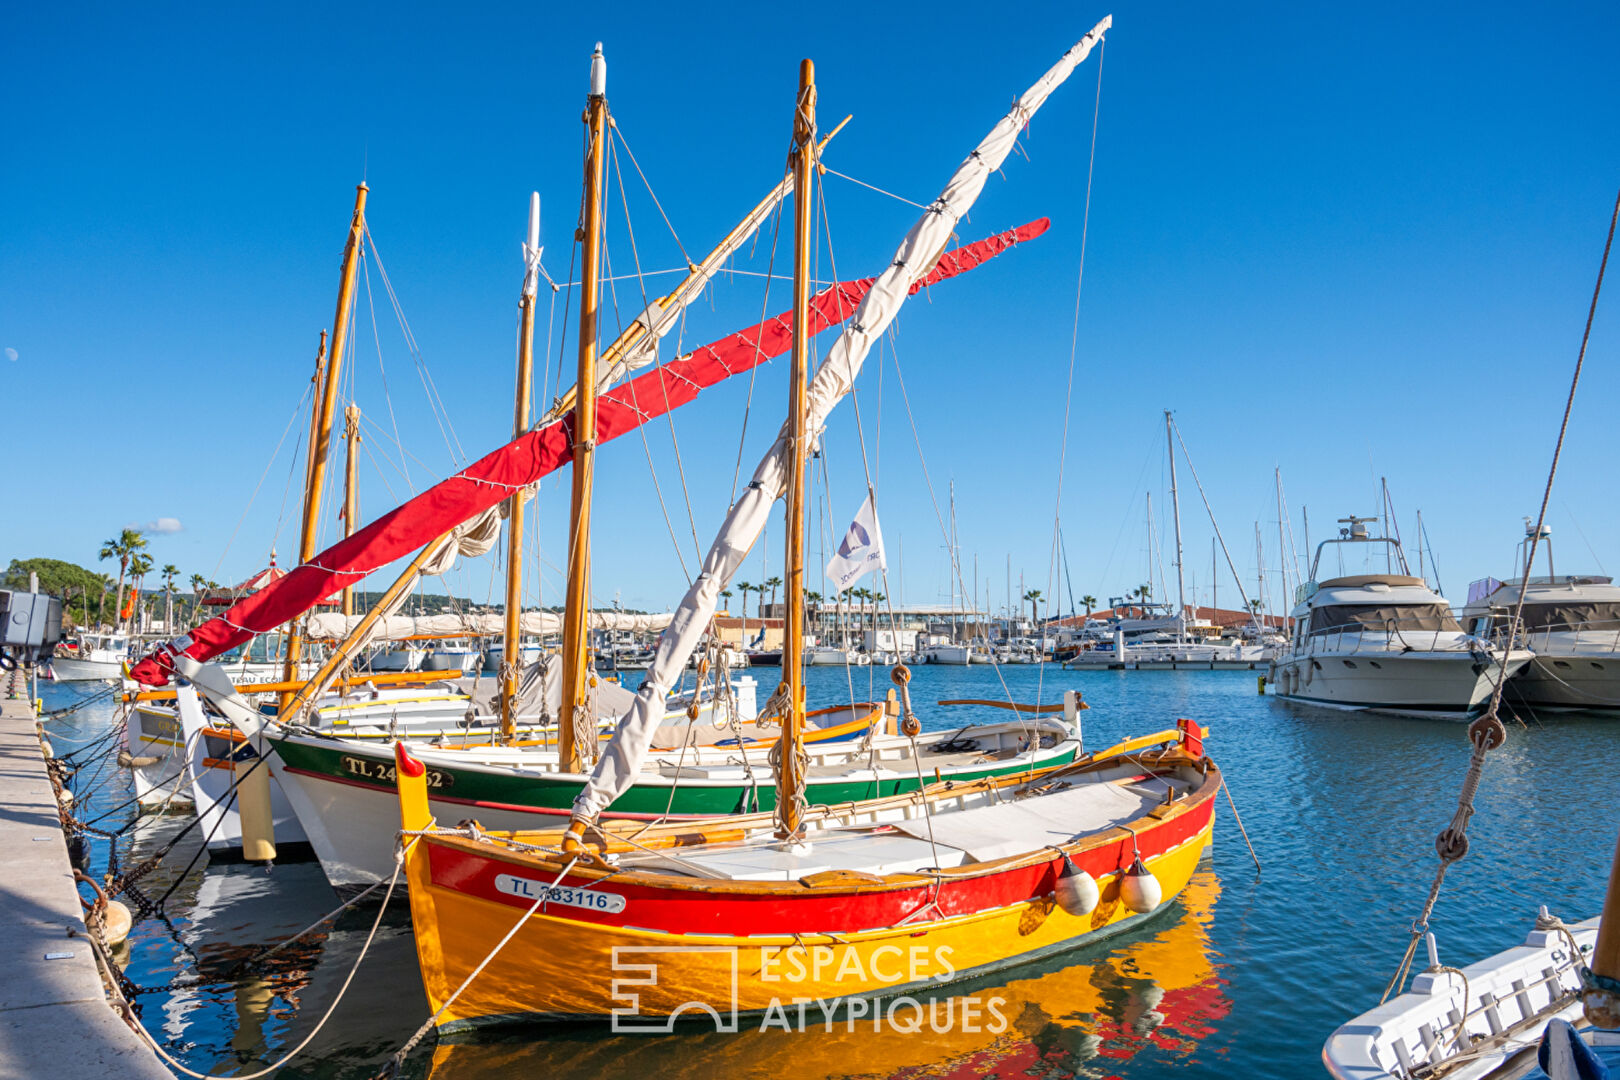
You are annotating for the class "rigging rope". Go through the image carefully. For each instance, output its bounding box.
[209,385,314,585]
[1380,183,1618,1004]
[1040,37,1106,708]
[365,228,467,466]
[358,244,415,494]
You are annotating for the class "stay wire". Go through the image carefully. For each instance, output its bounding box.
[1040,37,1105,705]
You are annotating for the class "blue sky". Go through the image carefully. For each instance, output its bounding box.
[4,2,1618,619]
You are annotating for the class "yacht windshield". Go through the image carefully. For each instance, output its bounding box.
[1517,602,1620,632]
[1311,604,1461,633]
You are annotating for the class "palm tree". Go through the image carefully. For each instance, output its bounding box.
[95,574,114,627]
[720,588,733,612]
[764,576,783,618]
[737,581,755,628]
[128,553,154,631]
[1023,588,1043,630]
[1081,594,1097,617]
[189,573,207,624]
[99,528,147,633]
[161,564,179,632]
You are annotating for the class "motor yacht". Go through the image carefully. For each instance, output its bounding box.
[1268,515,1530,717]
[1462,524,1620,712]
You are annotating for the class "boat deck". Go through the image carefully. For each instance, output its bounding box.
[612,772,1184,882]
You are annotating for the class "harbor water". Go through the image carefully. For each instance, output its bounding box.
[44,665,1620,1079]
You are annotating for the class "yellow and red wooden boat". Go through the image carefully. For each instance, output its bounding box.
[392,719,1216,1030]
[420,866,1227,1079]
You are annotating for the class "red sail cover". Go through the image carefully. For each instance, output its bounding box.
[131,218,1049,685]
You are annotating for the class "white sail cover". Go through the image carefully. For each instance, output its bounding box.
[573,16,1113,821]
[305,609,672,641]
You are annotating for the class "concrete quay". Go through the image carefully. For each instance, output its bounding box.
[0,693,171,1079]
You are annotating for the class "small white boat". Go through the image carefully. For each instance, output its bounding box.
[48,632,132,681]
[803,644,851,665]
[1323,911,1600,1080]
[422,643,483,673]
[925,642,973,665]
[360,645,425,672]
[483,640,544,673]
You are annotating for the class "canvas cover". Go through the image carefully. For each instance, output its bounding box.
[893,781,1158,863]
[304,610,672,640]
[1311,603,1462,633]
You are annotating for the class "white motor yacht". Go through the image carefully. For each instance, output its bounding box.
[1268,516,1530,717]
[1462,525,1620,712]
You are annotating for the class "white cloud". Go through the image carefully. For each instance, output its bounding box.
[138,517,184,535]
[4,347,16,362]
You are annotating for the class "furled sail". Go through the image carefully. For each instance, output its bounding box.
[571,17,1111,822]
[304,609,672,641]
[128,219,1046,686]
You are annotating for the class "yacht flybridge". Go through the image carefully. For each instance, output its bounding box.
[1267,516,1530,718]
[1462,522,1620,713]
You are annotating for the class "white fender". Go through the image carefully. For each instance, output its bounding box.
[1120,856,1162,914]
[1054,854,1100,916]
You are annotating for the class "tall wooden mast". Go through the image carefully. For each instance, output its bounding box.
[559,45,608,772]
[500,193,543,741]
[776,58,816,840]
[340,404,361,616]
[282,183,367,708]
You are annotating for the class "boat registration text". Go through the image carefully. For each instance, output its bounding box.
[495,874,627,913]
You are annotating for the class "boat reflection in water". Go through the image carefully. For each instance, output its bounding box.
[426,865,1227,1080]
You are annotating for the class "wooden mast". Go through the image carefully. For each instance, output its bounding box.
[559,45,608,773]
[1586,827,1620,1028]
[500,193,542,742]
[340,404,361,616]
[281,183,367,710]
[777,57,816,840]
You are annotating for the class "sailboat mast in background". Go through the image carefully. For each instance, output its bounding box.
[500,193,542,741]
[1166,409,1186,643]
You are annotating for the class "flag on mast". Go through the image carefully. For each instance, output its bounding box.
[826,494,886,593]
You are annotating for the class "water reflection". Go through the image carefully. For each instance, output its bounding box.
[424,867,1227,1080]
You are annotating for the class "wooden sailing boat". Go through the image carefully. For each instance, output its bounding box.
[390,19,1218,1030]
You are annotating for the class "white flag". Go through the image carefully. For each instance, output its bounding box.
[825,494,886,592]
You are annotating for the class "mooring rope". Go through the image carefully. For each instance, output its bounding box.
[1380,183,1618,1004]
[374,854,581,1079]
[130,841,407,1079]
